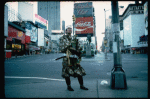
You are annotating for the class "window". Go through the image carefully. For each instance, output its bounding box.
[138,11,140,14]
[6,40,12,50]
[133,7,135,10]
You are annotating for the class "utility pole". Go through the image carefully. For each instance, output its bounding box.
[110,1,127,89]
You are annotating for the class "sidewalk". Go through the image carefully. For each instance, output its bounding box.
[82,52,111,61]
[5,53,43,60]
[5,78,148,98]
[97,79,148,98]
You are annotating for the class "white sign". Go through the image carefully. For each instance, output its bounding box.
[34,14,48,30]
[113,42,117,53]
[25,29,30,36]
[112,23,120,34]
[30,26,37,42]
[38,28,44,46]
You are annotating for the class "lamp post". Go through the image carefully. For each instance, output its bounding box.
[110,1,127,89]
[104,6,124,59]
[104,9,107,59]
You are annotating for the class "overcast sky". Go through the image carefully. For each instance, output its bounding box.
[60,1,136,49]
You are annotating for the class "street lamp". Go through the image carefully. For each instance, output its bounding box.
[104,5,124,59]
[104,8,108,59]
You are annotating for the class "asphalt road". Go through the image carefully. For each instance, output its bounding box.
[4,52,148,84]
[4,52,148,98]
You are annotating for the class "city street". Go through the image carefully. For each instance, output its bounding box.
[4,52,148,98]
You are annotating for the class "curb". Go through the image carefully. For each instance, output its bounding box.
[97,79,100,98]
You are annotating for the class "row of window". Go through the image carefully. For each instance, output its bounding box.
[132,6,143,10]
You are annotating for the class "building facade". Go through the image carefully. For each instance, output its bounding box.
[122,3,146,54]
[38,1,60,35]
[5,2,52,58]
[105,16,113,52]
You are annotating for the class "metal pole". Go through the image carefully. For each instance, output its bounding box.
[73,21,75,35]
[73,1,75,36]
[110,1,127,89]
[104,9,107,59]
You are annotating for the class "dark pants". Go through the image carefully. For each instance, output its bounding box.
[65,76,83,86]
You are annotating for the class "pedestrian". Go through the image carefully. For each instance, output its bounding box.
[58,26,88,91]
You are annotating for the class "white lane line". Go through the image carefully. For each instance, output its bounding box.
[5,76,65,81]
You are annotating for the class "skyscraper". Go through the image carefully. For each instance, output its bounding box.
[38,1,60,35]
[62,20,65,34]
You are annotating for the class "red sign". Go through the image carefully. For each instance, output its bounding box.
[75,17,93,34]
[7,25,25,44]
[25,35,31,44]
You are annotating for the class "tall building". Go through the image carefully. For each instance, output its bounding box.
[62,20,65,34]
[122,2,146,54]
[38,1,60,35]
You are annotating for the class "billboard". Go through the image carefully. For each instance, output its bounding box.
[30,26,37,42]
[35,14,48,30]
[75,17,93,37]
[25,22,37,42]
[7,25,25,44]
[38,28,44,46]
[74,2,93,17]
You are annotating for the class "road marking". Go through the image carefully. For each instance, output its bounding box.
[5,76,65,81]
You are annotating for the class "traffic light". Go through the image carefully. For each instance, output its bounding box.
[72,15,76,22]
[46,41,48,46]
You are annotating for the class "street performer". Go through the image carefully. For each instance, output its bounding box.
[57,26,88,91]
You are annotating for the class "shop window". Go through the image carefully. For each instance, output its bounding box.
[138,11,140,14]
[6,40,12,50]
[141,11,143,13]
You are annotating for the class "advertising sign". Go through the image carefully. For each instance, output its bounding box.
[30,26,37,42]
[35,14,48,30]
[38,28,44,46]
[75,17,93,36]
[7,25,25,44]
[74,2,93,17]
[25,22,31,36]
[74,8,93,17]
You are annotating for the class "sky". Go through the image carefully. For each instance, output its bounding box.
[60,1,136,50]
